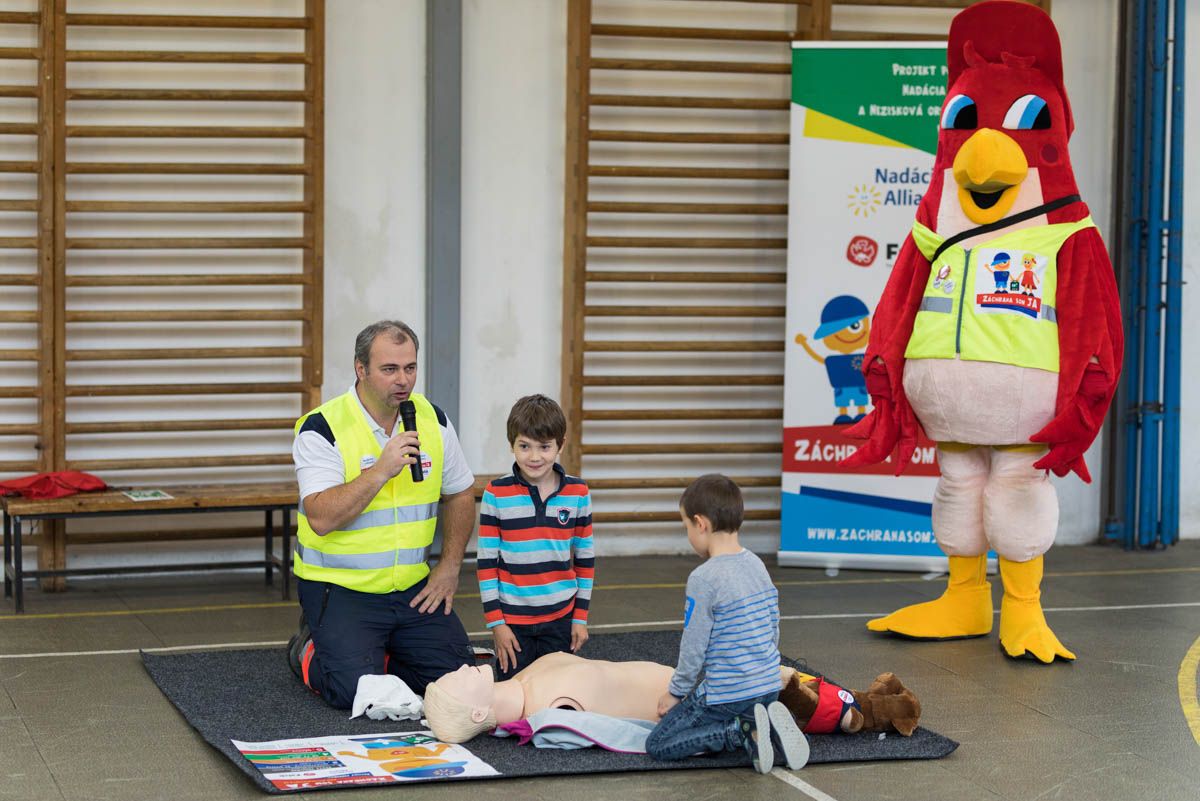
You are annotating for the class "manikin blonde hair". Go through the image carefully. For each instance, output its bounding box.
[423,680,498,743]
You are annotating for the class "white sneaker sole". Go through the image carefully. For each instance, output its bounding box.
[767,701,810,770]
[751,703,773,774]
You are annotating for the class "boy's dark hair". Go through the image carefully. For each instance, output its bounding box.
[680,474,744,533]
[506,394,567,446]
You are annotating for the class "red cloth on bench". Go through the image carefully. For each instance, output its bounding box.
[0,471,107,500]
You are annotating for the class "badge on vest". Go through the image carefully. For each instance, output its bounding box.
[974,248,1047,318]
[557,507,571,525]
[360,455,377,470]
[418,452,433,480]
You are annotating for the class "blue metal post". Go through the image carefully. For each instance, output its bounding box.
[1161,0,1186,546]
[1121,0,1149,549]
[1137,0,1169,548]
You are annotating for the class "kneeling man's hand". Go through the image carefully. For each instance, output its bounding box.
[411,560,458,615]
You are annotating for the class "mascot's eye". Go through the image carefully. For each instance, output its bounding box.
[940,94,977,130]
[848,321,862,332]
[1004,94,1051,130]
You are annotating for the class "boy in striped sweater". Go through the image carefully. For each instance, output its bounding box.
[477,395,594,678]
[646,474,808,773]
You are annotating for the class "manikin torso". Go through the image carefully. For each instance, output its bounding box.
[512,652,673,721]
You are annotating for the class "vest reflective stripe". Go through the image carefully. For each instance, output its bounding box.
[905,216,1095,372]
[296,500,439,531]
[293,390,444,594]
[293,542,431,570]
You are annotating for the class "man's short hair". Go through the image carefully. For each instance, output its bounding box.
[354,320,419,368]
[680,474,744,533]
[506,394,567,446]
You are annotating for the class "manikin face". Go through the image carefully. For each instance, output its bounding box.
[512,435,563,485]
[355,336,418,415]
[434,664,495,710]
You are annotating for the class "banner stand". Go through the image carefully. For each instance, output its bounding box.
[780,42,994,574]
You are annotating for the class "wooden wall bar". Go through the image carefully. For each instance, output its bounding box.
[0,1,324,581]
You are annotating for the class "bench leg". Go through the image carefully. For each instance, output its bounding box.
[13,516,23,614]
[265,510,274,587]
[282,507,292,601]
[3,512,11,600]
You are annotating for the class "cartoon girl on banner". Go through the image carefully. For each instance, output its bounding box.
[794,295,872,425]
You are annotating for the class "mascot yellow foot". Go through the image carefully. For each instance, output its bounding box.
[998,556,1074,663]
[867,555,993,639]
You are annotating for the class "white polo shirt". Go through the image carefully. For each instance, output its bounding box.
[292,383,475,502]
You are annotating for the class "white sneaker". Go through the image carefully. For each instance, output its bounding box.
[747,703,773,774]
[767,701,810,770]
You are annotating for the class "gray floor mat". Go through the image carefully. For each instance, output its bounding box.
[142,630,957,793]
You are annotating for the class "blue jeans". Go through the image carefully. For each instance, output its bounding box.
[645,688,779,762]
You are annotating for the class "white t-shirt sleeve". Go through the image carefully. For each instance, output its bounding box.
[293,429,346,501]
[439,417,475,495]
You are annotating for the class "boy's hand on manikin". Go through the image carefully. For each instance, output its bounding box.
[491,624,521,673]
[657,692,680,718]
[570,623,588,652]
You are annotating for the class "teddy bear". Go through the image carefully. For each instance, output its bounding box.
[778,667,921,736]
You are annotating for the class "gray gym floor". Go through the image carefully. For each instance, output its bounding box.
[2,541,1198,801]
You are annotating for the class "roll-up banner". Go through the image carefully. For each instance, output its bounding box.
[780,42,956,572]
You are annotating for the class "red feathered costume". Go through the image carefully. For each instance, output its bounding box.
[841,0,1122,662]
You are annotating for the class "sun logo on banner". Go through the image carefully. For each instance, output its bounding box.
[846,184,882,217]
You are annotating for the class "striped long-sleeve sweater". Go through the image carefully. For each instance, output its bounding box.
[668,549,781,704]
[477,463,594,628]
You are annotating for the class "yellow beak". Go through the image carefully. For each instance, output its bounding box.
[952,129,1029,224]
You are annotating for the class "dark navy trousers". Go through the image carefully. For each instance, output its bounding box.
[297,576,474,709]
[496,613,574,679]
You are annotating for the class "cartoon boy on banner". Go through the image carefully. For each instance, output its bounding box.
[794,295,872,425]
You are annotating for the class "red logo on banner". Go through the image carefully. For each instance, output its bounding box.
[783,425,940,477]
[845,236,879,267]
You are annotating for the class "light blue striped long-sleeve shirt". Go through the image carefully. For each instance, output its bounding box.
[668,549,780,705]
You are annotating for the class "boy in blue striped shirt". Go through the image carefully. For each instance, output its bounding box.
[646,474,808,773]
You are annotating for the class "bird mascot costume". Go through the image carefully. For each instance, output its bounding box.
[842,0,1123,663]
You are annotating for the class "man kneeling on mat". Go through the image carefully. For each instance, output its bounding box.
[286,320,478,708]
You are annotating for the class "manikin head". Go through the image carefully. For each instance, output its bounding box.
[423,664,498,743]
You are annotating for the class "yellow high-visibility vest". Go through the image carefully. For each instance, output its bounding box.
[905,216,1095,372]
[293,391,443,593]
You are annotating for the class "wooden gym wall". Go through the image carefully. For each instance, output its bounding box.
[560,0,1050,548]
[0,0,323,570]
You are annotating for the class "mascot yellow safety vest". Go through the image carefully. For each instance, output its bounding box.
[905,217,1095,372]
[293,391,443,593]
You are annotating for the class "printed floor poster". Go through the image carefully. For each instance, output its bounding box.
[781,43,949,571]
[233,731,500,791]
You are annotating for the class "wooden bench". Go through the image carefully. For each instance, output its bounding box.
[1,482,298,614]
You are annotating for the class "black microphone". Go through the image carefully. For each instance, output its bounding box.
[398,400,424,482]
